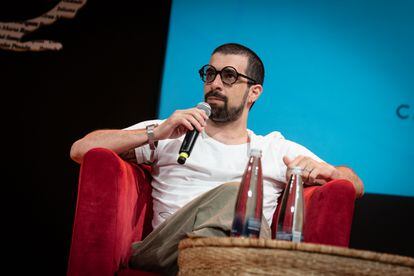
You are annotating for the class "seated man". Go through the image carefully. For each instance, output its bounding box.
[70,43,364,275]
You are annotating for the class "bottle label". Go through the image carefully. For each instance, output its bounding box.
[230,215,244,237]
[246,217,261,237]
[292,230,303,242]
[276,231,292,241]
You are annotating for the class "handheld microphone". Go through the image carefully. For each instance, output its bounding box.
[177,102,211,165]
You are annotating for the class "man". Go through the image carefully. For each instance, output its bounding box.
[70,43,363,274]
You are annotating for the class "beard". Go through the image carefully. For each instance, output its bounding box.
[204,89,249,123]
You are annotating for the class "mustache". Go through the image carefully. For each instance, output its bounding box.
[205,90,227,102]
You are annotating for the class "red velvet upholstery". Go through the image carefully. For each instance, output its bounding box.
[67,148,356,276]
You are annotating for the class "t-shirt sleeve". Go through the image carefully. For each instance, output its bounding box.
[283,140,324,163]
[123,119,164,164]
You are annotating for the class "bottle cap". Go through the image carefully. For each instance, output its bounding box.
[250,148,262,157]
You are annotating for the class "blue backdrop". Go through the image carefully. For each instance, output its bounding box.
[158,0,414,197]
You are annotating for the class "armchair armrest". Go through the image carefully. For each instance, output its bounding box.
[67,148,153,276]
[303,179,356,247]
[271,179,356,247]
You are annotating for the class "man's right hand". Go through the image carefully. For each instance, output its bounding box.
[153,108,209,140]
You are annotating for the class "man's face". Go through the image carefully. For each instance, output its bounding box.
[203,53,251,123]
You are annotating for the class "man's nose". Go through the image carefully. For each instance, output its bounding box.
[208,72,224,89]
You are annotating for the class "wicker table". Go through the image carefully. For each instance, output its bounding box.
[178,237,414,275]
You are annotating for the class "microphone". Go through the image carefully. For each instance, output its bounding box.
[177,102,211,165]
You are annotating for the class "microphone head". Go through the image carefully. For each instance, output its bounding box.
[196,102,211,117]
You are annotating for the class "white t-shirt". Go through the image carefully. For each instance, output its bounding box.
[125,120,322,229]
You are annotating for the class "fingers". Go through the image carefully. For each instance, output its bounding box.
[284,155,337,185]
[197,107,210,120]
[159,108,209,140]
[285,155,307,169]
[308,167,320,184]
[283,155,307,181]
[178,117,195,131]
[282,156,292,166]
[180,108,208,132]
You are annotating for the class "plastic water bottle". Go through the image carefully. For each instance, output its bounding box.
[274,166,305,242]
[231,148,263,238]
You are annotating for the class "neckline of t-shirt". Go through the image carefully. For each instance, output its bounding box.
[201,130,253,148]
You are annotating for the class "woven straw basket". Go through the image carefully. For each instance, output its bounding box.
[178,237,414,275]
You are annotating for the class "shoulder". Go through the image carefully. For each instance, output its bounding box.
[260,131,312,154]
[263,131,285,141]
[279,138,323,162]
[250,129,307,148]
[261,132,307,152]
[249,129,285,145]
[250,129,323,161]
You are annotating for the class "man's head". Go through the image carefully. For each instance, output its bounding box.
[200,43,264,123]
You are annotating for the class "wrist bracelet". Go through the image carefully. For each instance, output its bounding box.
[146,124,158,150]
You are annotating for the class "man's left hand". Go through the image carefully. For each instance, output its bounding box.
[283,155,342,185]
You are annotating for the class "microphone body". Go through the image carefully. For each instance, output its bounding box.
[177,102,211,164]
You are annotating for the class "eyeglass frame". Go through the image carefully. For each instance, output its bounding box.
[198,64,258,85]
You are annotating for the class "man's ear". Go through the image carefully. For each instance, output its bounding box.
[249,84,263,104]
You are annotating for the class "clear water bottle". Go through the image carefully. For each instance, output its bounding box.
[274,166,305,242]
[231,148,263,238]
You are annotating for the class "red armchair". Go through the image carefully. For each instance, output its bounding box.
[67,148,357,276]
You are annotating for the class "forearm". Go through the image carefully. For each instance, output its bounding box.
[70,129,148,164]
[335,166,364,198]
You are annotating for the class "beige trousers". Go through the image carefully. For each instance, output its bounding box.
[129,182,271,275]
